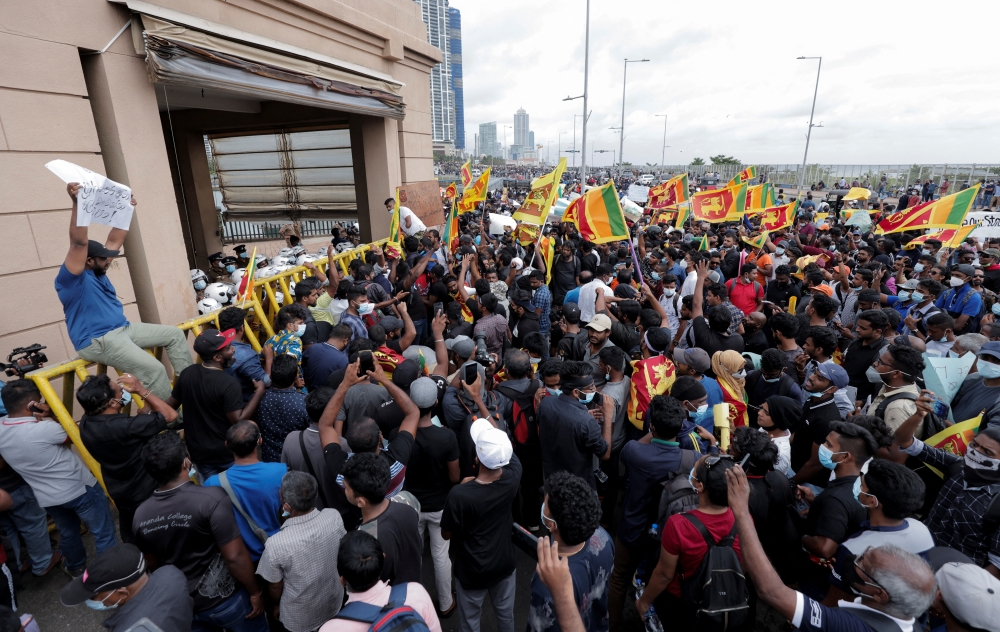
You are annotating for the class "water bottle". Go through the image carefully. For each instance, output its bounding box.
[633,574,664,632]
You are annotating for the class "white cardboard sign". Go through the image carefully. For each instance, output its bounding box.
[45,159,134,230]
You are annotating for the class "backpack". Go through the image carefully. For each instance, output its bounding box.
[874,392,946,438]
[679,513,749,631]
[725,278,761,300]
[494,380,540,447]
[336,584,431,632]
[939,287,981,334]
[653,450,699,534]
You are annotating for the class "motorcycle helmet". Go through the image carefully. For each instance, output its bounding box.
[197,297,222,315]
[230,268,246,287]
[255,265,280,279]
[271,255,293,267]
[295,254,317,267]
[204,282,235,305]
[190,269,208,291]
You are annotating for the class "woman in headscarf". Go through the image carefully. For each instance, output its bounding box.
[757,395,802,474]
[711,349,748,428]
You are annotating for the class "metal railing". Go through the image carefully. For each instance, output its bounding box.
[27,238,389,492]
[220,218,354,244]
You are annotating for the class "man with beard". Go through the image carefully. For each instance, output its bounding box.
[56,183,192,399]
[165,330,265,480]
[549,241,582,305]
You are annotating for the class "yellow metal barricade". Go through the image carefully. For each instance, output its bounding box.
[26,239,388,493]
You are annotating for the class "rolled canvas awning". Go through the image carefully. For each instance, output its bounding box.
[138,13,404,119]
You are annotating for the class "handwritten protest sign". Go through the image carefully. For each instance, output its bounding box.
[964,211,1000,239]
[45,160,134,230]
[922,352,976,421]
[627,184,650,203]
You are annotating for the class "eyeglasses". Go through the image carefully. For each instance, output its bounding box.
[872,357,894,370]
[853,547,886,593]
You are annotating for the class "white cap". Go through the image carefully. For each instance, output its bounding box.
[937,562,1000,631]
[511,257,523,270]
[469,418,512,470]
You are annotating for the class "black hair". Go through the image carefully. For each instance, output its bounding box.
[0,605,22,632]
[774,264,791,276]
[294,277,322,301]
[218,306,246,332]
[646,395,687,440]
[662,273,679,286]
[809,294,837,319]
[740,262,757,276]
[504,349,532,380]
[479,293,499,314]
[805,326,838,357]
[226,420,260,458]
[886,344,926,381]
[368,325,386,347]
[916,278,943,298]
[538,359,563,381]
[341,451,390,504]
[0,379,40,415]
[330,323,352,341]
[882,308,902,331]
[558,361,594,395]
[446,301,464,321]
[275,304,310,331]
[638,309,662,331]
[520,334,546,358]
[804,270,826,288]
[732,426,778,474]
[76,374,116,415]
[760,348,786,372]
[828,421,878,463]
[770,312,799,339]
[619,300,641,323]
[348,338,378,359]
[346,418,380,453]
[598,345,627,375]
[857,309,889,333]
[849,415,895,450]
[707,282,729,302]
[271,354,300,389]
[544,472,602,546]
[304,387,334,423]
[141,431,187,486]
[338,530,385,593]
[334,279,353,300]
[355,264,373,281]
[926,312,955,332]
[708,306,732,333]
[863,458,926,519]
[346,286,367,302]
[645,327,671,353]
[595,264,613,278]
[694,456,735,507]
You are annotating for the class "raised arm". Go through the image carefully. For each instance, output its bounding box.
[65,183,89,275]
[430,311,450,377]
[397,301,416,350]
[318,361,366,448]
[369,361,419,439]
[691,260,711,320]
[103,194,135,252]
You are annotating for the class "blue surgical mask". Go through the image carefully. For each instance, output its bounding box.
[281,509,291,518]
[979,361,1000,379]
[663,288,676,297]
[651,271,661,281]
[605,373,611,382]
[85,594,122,611]
[913,263,925,274]
[911,291,925,303]
[194,280,207,291]
[992,303,1000,316]
[806,387,830,399]
[579,392,595,404]
[776,247,785,256]
[118,390,132,407]
[897,291,910,302]
[188,463,197,479]
[293,324,306,337]
[357,302,374,315]
[818,444,846,470]
[546,387,562,397]
[762,376,781,383]
[225,264,236,273]
[852,476,863,506]
[474,236,481,245]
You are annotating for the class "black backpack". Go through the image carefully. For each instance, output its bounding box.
[651,450,700,539]
[679,513,750,631]
[874,392,946,438]
[495,381,540,448]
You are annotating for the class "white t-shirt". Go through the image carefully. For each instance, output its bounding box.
[578,279,613,323]
[768,429,792,475]
[680,270,699,297]
[399,206,426,236]
[328,298,349,325]
[659,291,682,334]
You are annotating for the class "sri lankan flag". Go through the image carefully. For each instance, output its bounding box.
[905,224,979,250]
[627,356,676,429]
[745,183,774,212]
[925,415,982,478]
[562,181,629,244]
[237,246,258,305]
[675,203,692,230]
[760,200,799,232]
[696,234,709,251]
[691,183,747,223]
[460,161,473,188]
[743,232,768,250]
[728,166,757,186]
[648,174,689,209]
[512,223,540,246]
[876,184,979,235]
[388,187,402,244]
[513,158,566,225]
[458,167,490,214]
[539,235,556,284]
[443,199,460,254]
[444,182,458,199]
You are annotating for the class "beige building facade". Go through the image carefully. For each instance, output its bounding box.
[0,0,440,367]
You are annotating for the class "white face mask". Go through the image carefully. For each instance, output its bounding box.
[951,277,966,288]
[293,324,307,337]
[357,301,374,315]
[663,288,676,297]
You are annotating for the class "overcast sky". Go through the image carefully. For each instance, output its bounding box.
[454,0,998,167]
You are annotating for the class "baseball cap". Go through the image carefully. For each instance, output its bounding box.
[814,362,849,389]
[87,240,121,259]
[379,316,404,333]
[408,377,439,408]
[811,284,834,298]
[562,303,582,321]
[978,341,1000,362]
[957,264,976,277]
[586,314,613,332]
[447,336,476,361]
[60,543,145,606]
[391,359,421,391]
[673,347,711,373]
[900,278,920,291]
[983,248,1000,259]
[936,562,1000,631]
[469,418,512,469]
[193,329,237,356]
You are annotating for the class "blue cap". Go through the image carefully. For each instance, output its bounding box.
[814,362,849,389]
[979,342,1000,362]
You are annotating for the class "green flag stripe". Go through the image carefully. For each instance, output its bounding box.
[945,187,977,224]
[601,183,629,236]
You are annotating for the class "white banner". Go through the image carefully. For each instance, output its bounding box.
[963,211,1000,239]
[627,184,650,203]
[45,159,134,230]
[621,197,644,222]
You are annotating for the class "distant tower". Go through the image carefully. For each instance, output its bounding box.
[413,0,455,144]
[514,108,530,148]
[479,122,498,157]
[448,7,465,150]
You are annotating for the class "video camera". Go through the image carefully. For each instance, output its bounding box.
[1,344,48,378]
[472,332,492,366]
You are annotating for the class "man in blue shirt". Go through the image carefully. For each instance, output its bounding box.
[529,270,553,358]
[935,264,983,335]
[219,307,271,403]
[302,323,351,391]
[55,183,192,399]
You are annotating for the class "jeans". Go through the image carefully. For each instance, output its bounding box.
[982,193,994,209]
[456,571,516,632]
[608,536,643,632]
[46,485,117,571]
[194,462,233,484]
[417,510,453,611]
[0,486,54,574]
[78,323,193,400]
[192,588,269,632]
[411,318,427,345]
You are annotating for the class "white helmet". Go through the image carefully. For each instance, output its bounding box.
[295,254,317,267]
[274,292,284,304]
[191,269,208,290]
[230,268,246,286]
[197,297,221,315]
[335,241,355,253]
[204,282,235,305]
[316,246,328,256]
[288,280,296,296]
[255,265,280,279]
[254,254,268,268]
[289,246,306,258]
[273,264,294,274]
[278,247,294,257]
[271,255,293,267]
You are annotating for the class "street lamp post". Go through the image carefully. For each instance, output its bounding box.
[795,56,822,198]
[618,58,649,177]
[502,124,512,162]
[654,114,668,173]
[596,149,616,169]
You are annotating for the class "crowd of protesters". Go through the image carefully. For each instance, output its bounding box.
[5,176,1000,632]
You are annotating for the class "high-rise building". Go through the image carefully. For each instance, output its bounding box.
[529,131,535,149]
[448,7,465,150]
[479,122,499,158]
[414,0,455,144]
[514,108,530,148]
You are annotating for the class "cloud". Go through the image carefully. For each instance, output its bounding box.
[451,0,1000,165]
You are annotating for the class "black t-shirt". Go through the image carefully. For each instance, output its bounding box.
[359,500,422,586]
[397,279,427,322]
[428,281,451,307]
[765,281,801,310]
[790,398,843,488]
[537,395,609,489]
[172,365,243,466]
[550,256,581,300]
[405,424,459,512]
[742,329,768,355]
[0,463,26,494]
[373,375,447,437]
[132,482,242,612]
[692,316,745,357]
[805,475,866,542]
[441,453,522,589]
[79,412,167,504]
[843,337,889,403]
[102,565,193,632]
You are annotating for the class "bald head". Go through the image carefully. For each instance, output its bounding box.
[747,312,766,332]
